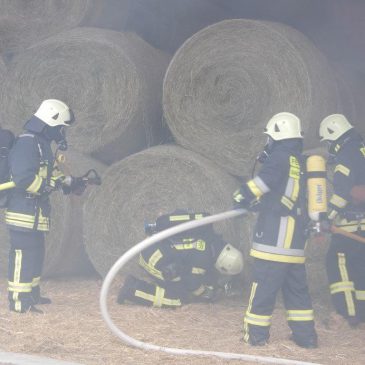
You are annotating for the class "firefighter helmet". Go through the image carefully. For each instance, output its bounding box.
[319,114,353,142]
[215,244,243,275]
[34,99,74,127]
[264,112,303,141]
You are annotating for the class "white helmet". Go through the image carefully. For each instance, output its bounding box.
[319,114,353,142]
[34,99,74,127]
[215,244,243,275]
[264,112,303,141]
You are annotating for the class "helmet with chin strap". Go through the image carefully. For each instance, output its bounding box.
[215,244,243,275]
[34,99,74,127]
[264,112,303,141]
[319,114,353,142]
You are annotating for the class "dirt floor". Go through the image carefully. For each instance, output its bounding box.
[0,276,364,365]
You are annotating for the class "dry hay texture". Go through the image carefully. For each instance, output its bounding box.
[0,0,101,54]
[163,19,345,177]
[0,27,170,164]
[83,145,245,278]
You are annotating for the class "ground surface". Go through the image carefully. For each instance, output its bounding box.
[0,277,364,365]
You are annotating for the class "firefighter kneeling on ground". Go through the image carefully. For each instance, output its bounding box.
[6,99,88,314]
[233,112,317,348]
[117,210,244,308]
[319,114,365,327]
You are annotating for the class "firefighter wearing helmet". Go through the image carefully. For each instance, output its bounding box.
[233,112,317,348]
[6,99,87,313]
[319,114,365,326]
[117,210,244,307]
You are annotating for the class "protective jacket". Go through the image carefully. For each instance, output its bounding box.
[235,139,307,263]
[327,129,365,231]
[139,228,226,295]
[5,120,66,232]
[326,129,365,323]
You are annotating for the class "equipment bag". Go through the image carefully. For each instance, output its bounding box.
[0,128,15,207]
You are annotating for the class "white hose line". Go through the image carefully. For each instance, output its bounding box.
[100,209,321,365]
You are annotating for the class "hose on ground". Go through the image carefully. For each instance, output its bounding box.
[100,209,322,365]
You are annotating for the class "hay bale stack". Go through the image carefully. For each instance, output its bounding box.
[163,19,344,177]
[0,27,170,164]
[0,0,101,54]
[43,149,107,278]
[86,0,232,53]
[83,145,245,278]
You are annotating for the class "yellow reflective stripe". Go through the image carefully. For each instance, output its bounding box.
[283,216,295,249]
[250,249,305,263]
[135,289,181,307]
[154,286,165,307]
[192,285,205,296]
[14,250,22,284]
[32,277,40,287]
[148,249,163,267]
[169,215,190,222]
[247,180,264,198]
[8,282,33,293]
[289,156,300,178]
[330,281,355,294]
[337,253,356,316]
[355,290,365,300]
[244,312,272,326]
[281,196,294,210]
[328,209,338,220]
[330,194,347,209]
[192,267,206,274]
[173,239,206,251]
[287,310,314,321]
[138,254,163,280]
[334,164,350,176]
[244,282,257,342]
[26,175,43,193]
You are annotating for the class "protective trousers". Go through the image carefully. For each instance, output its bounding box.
[326,233,365,322]
[8,230,45,313]
[119,276,191,308]
[244,259,316,345]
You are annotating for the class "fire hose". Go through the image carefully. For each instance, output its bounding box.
[100,209,322,365]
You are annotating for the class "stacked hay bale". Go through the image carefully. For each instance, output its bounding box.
[0,0,101,54]
[83,145,247,278]
[0,27,170,164]
[163,19,345,177]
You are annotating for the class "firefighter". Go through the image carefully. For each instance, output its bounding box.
[319,114,365,326]
[117,211,244,308]
[6,99,87,313]
[233,112,317,348]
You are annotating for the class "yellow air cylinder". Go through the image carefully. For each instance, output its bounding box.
[306,155,327,221]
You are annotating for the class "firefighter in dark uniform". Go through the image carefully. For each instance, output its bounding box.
[319,114,365,326]
[117,211,244,308]
[233,112,317,348]
[6,99,87,313]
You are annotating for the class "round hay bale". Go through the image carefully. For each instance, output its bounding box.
[43,149,107,278]
[0,27,170,164]
[163,19,344,177]
[85,0,232,53]
[0,0,101,54]
[83,144,245,278]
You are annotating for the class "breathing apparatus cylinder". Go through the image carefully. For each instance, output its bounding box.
[306,155,327,221]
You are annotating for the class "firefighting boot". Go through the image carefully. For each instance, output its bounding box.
[290,334,318,349]
[117,275,139,304]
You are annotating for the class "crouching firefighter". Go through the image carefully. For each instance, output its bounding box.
[319,114,365,326]
[233,112,317,348]
[117,210,244,308]
[6,99,90,313]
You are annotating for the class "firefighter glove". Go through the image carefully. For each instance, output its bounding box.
[70,176,87,196]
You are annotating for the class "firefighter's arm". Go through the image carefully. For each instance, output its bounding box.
[9,136,47,194]
[328,161,352,220]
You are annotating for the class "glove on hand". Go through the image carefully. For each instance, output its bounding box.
[319,219,332,233]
